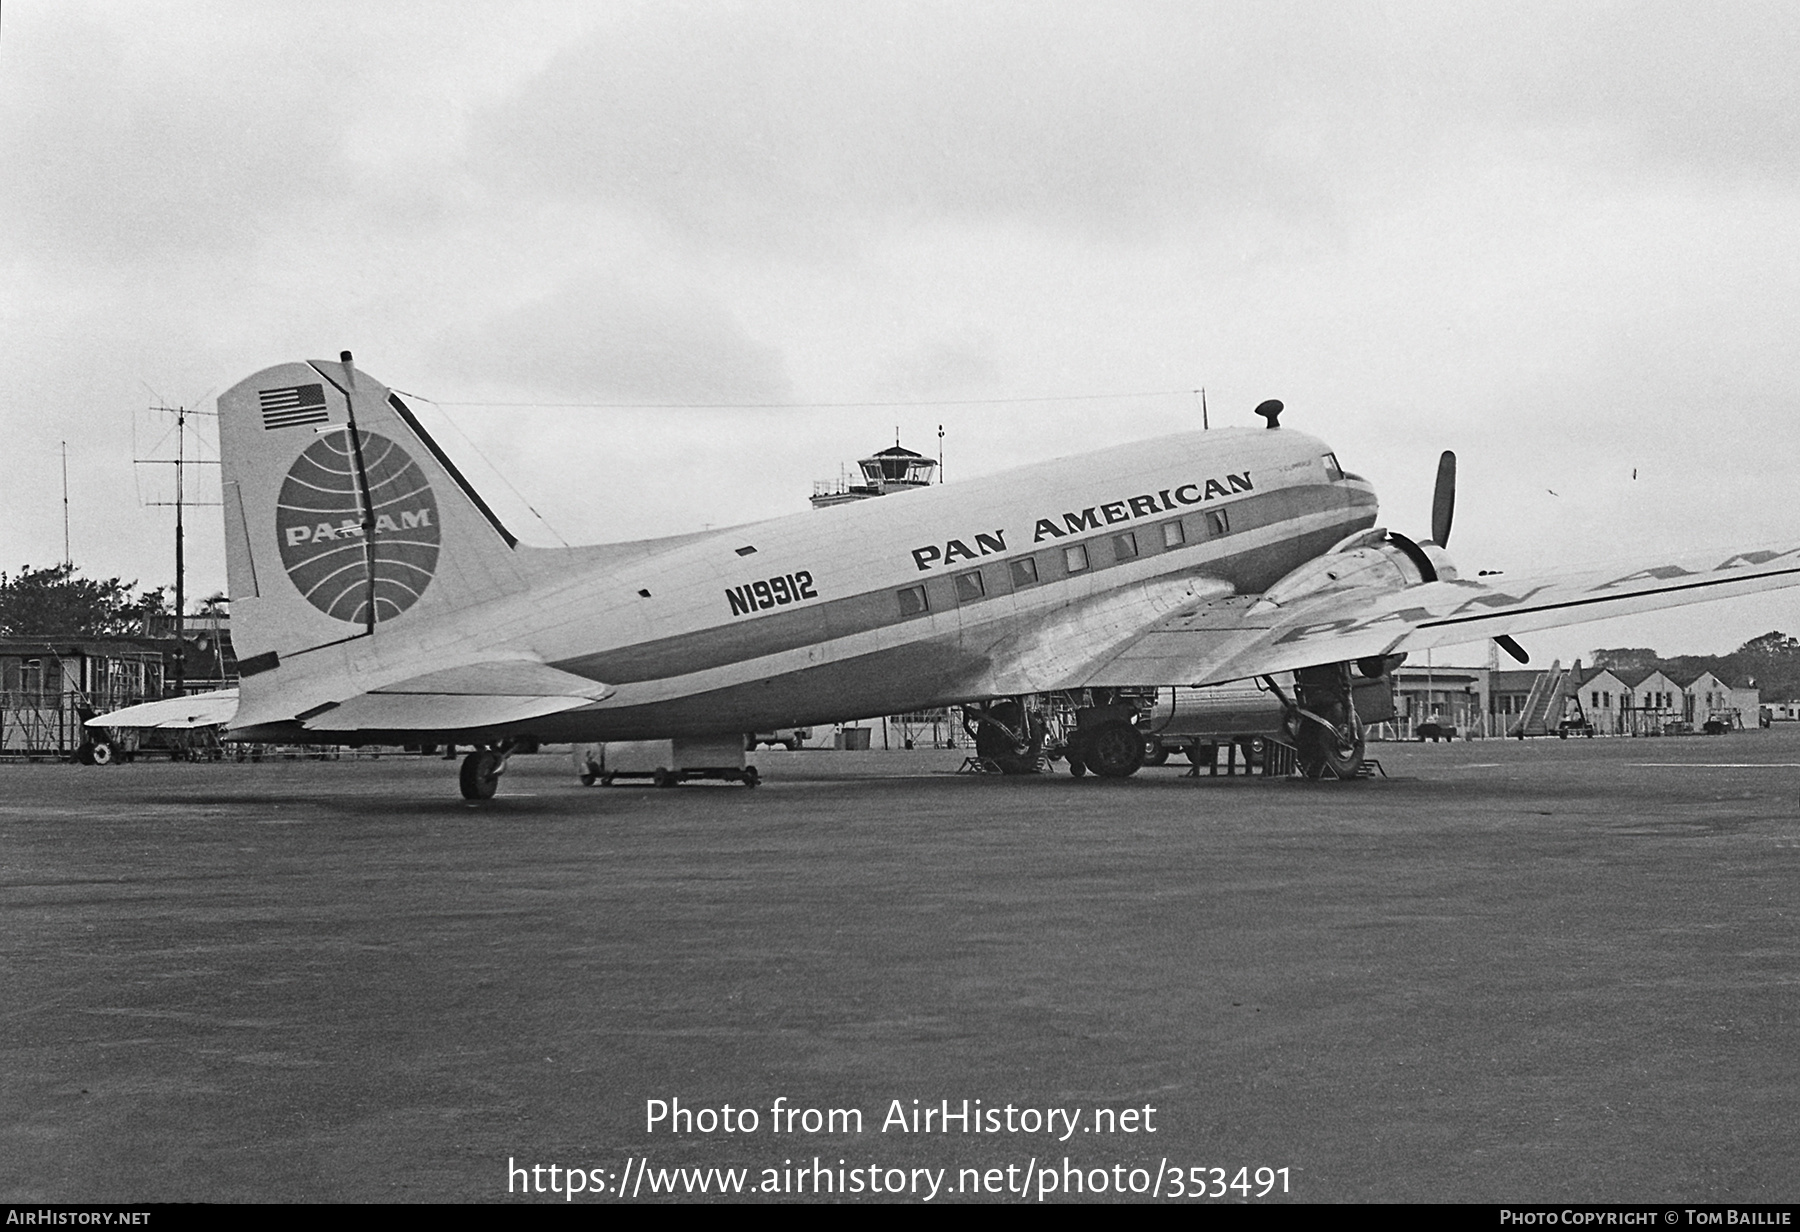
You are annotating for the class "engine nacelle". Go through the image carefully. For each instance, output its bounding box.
[1418,540,1458,581]
[1254,528,1463,615]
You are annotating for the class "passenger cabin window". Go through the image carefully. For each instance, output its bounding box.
[1064,544,1089,573]
[954,570,985,602]
[1113,530,1138,560]
[1162,520,1185,548]
[897,585,929,616]
[1206,510,1231,536]
[1010,557,1039,586]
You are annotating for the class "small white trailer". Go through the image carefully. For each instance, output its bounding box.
[572,734,758,788]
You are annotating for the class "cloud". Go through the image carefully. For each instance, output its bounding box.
[0,7,351,267]
[875,331,1000,398]
[465,2,1391,247]
[425,272,792,403]
[463,1,1800,258]
[1392,1,1800,180]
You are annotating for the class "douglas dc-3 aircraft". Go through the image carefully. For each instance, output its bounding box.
[93,354,1800,798]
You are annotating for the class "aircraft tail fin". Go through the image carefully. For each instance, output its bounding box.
[217,355,528,675]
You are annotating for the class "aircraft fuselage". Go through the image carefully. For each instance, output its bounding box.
[243,426,1374,742]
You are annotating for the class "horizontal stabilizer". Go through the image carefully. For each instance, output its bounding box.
[300,692,595,731]
[296,660,612,734]
[87,689,241,730]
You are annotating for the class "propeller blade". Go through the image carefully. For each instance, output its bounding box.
[1495,634,1529,664]
[1431,450,1456,546]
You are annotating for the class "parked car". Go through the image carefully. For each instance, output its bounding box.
[1416,721,1456,742]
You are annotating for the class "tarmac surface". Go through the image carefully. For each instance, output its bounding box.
[3,731,1799,1203]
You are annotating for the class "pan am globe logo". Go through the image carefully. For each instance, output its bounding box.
[275,431,441,624]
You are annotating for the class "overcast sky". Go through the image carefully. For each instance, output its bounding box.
[4,1,1798,666]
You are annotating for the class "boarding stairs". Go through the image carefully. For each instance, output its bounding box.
[1509,660,1573,737]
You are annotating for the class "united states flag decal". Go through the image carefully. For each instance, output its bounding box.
[260,384,330,430]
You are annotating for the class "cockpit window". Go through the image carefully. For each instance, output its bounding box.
[1323,453,1344,480]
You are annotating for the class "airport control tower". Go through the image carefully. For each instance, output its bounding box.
[809,440,938,509]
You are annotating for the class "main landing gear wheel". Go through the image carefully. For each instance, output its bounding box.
[90,741,115,766]
[1297,710,1365,780]
[459,748,502,800]
[973,699,1044,775]
[1083,721,1146,778]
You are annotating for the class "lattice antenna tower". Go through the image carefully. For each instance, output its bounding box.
[134,398,220,696]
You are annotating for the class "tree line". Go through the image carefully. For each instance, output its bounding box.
[0,563,175,637]
[1591,632,1800,701]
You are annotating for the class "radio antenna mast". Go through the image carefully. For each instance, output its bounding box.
[135,400,220,697]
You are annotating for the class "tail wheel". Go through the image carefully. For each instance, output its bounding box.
[652,768,677,788]
[459,749,501,800]
[742,766,761,788]
[1084,720,1145,778]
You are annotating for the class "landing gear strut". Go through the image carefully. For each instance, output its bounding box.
[1292,664,1366,780]
[965,700,1045,774]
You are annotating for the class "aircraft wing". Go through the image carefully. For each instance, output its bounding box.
[1076,541,1800,688]
[87,688,241,730]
